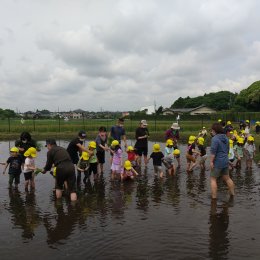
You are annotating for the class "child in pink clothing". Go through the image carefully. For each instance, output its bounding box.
[110,140,123,180]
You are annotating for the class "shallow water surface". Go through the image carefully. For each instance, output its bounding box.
[0,140,260,259]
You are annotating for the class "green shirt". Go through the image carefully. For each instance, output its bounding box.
[89,149,97,163]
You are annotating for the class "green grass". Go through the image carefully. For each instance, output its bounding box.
[0,118,259,163]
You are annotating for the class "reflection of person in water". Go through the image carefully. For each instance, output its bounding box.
[151,176,164,204]
[208,199,230,259]
[43,203,81,245]
[7,189,40,240]
[136,168,149,211]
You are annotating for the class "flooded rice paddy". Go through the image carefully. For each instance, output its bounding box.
[0,140,260,260]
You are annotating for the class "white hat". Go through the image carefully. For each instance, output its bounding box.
[171,122,180,130]
[140,119,148,126]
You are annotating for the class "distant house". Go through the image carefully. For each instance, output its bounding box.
[140,105,155,115]
[162,105,216,115]
[71,112,82,119]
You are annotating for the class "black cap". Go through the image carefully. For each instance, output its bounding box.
[45,139,57,147]
[78,130,86,138]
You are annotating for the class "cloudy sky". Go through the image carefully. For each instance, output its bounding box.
[0,0,259,112]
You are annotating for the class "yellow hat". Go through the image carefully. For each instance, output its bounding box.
[229,139,233,148]
[127,146,134,152]
[10,147,19,153]
[173,149,180,155]
[237,138,244,144]
[218,119,222,122]
[124,160,132,170]
[197,137,204,145]
[111,140,119,147]
[188,135,196,144]
[80,151,89,160]
[246,120,250,123]
[248,136,254,142]
[241,130,245,134]
[227,121,232,125]
[166,139,174,146]
[24,147,37,157]
[88,141,96,149]
[153,143,160,152]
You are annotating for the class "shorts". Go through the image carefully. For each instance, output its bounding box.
[89,162,98,175]
[186,153,196,163]
[162,158,174,169]
[9,173,21,185]
[55,163,76,193]
[154,165,163,173]
[24,171,33,181]
[111,163,121,173]
[135,146,148,156]
[210,167,229,178]
[200,155,207,164]
[97,151,105,164]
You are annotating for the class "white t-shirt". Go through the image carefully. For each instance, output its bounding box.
[23,157,35,173]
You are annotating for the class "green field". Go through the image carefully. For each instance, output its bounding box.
[0,118,259,162]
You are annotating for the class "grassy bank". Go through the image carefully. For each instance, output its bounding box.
[1,129,259,163]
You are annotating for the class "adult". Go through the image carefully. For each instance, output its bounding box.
[95,126,109,174]
[15,132,38,160]
[165,122,180,167]
[67,130,92,165]
[134,119,149,166]
[210,123,235,200]
[108,118,127,149]
[42,139,77,201]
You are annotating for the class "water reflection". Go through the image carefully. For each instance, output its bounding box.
[7,188,41,240]
[0,140,260,259]
[208,199,230,259]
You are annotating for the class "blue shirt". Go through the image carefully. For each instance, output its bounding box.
[110,125,125,142]
[210,134,229,168]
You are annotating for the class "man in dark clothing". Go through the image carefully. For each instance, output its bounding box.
[67,130,91,165]
[134,119,149,166]
[108,118,127,148]
[42,139,77,201]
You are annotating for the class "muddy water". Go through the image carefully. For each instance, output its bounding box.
[0,140,260,259]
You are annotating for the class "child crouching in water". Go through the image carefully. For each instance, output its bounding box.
[148,143,164,178]
[23,147,37,191]
[121,160,138,181]
[186,136,200,172]
[163,139,175,175]
[76,151,90,186]
[110,140,123,180]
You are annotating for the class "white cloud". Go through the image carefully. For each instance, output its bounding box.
[0,0,259,112]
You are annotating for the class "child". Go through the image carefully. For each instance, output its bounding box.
[76,151,90,186]
[88,141,98,180]
[121,160,138,181]
[95,126,108,174]
[173,148,181,168]
[110,140,123,180]
[163,139,175,175]
[233,137,244,169]
[197,137,207,171]
[23,147,37,191]
[186,135,200,172]
[228,139,235,170]
[244,136,256,170]
[148,143,164,178]
[2,147,23,189]
[126,145,138,167]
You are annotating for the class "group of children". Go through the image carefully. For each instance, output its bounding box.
[1,119,258,191]
[1,146,37,191]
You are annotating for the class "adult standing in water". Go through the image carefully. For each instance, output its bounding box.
[134,119,149,166]
[108,118,127,149]
[165,122,181,167]
[15,132,39,161]
[210,123,235,200]
[67,130,92,165]
[42,139,77,201]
